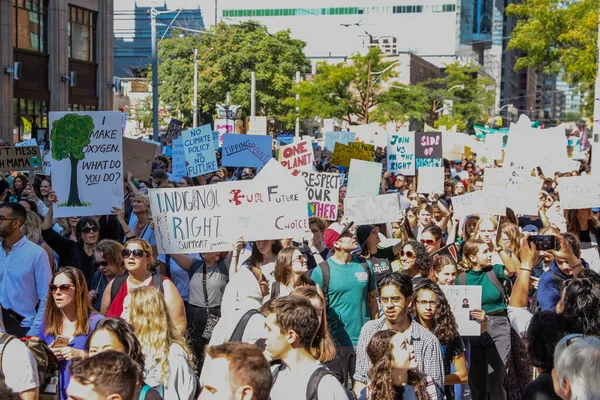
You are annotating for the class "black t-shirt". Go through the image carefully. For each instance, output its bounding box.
[518,216,543,233]
[372,246,397,285]
[522,371,561,400]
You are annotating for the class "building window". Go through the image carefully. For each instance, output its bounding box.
[68,104,97,111]
[12,0,47,52]
[68,5,96,62]
[13,98,48,142]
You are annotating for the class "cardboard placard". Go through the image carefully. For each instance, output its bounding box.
[557,176,600,210]
[417,167,444,194]
[182,124,218,177]
[221,134,272,168]
[415,132,443,169]
[387,132,416,176]
[452,191,485,219]
[344,193,402,225]
[247,116,268,135]
[348,142,375,160]
[324,131,356,152]
[301,171,340,220]
[165,118,183,143]
[49,111,124,218]
[441,285,482,336]
[431,243,461,263]
[332,143,353,167]
[0,146,42,172]
[214,119,234,134]
[346,159,382,198]
[482,168,508,216]
[123,138,158,181]
[277,140,314,175]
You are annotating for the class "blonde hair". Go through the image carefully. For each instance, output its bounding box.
[128,286,195,385]
[133,193,151,216]
[499,222,521,254]
[20,210,43,244]
[473,214,498,249]
[124,238,155,271]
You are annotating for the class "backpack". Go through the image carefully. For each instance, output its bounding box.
[528,269,566,313]
[457,267,511,304]
[111,271,165,302]
[318,258,372,306]
[271,365,356,400]
[0,333,61,400]
[229,309,261,342]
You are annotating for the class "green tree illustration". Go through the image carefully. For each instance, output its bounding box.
[51,114,94,206]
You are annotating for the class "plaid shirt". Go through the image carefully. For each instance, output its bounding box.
[353,316,445,387]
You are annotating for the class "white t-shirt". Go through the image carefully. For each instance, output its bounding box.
[270,362,350,400]
[1,335,39,394]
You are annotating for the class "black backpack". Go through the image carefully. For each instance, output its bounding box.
[110,271,164,302]
[229,309,261,342]
[457,267,512,304]
[317,258,372,306]
[271,365,356,400]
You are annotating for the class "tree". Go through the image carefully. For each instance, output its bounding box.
[506,0,598,114]
[155,22,310,127]
[369,83,431,126]
[50,114,94,206]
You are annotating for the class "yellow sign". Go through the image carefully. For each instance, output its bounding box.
[332,143,353,167]
[348,142,375,160]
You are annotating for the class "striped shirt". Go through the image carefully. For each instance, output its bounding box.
[354,316,445,387]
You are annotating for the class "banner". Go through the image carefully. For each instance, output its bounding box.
[346,160,382,198]
[344,193,402,225]
[417,167,444,194]
[482,168,507,216]
[221,134,272,168]
[214,119,234,134]
[149,177,308,253]
[277,140,314,175]
[49,111,124,218]
[301,171,340,220]
[165,118,183,143]
[15,138,37,147]
[170,137,187,181]
[0,146,42,172]
[415,132,443,169]
[557,176,600,210]
[452,191,485,219]
[441,285,482,336]
[247,116,267,135]
[182,124,218,177]
[123,138,157,180]
[324,131,356,151]
[387,132,415,176]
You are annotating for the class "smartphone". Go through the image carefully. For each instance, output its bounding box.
[54,335,69,348]
[528,235,558,251]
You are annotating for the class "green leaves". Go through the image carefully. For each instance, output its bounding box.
[50,114,94,160]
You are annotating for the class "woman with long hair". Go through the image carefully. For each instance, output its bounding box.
[406,207,419,232]
[126,287,197,399]
[271,247,317,298]
[11,173,28,199]
[367,329,444,400]
[431,256,459,286]
[40,177,52,207]
[567,208,600,270]
[58,217,79,241]
[234,239,282,293]
[400,241,432,286]
[21,210,55,271]
[498,222,521,255]
[458,239,514,400]
[89,240,126,311]
[86,318,162,400]
[40,267,104,400]
[421,225,444,255]
[411,281,469,399]
[100,238,186,334]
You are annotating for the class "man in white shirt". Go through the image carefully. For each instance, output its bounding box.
[0,315,39,400]
[264,296,351,400]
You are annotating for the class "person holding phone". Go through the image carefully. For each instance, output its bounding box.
[39,267,104,400]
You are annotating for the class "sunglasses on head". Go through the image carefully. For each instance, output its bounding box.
[400,250,416,258]
[93,260,109,268]
[49,283,73,294]
[122,249,145,259]
[81,226,99,234]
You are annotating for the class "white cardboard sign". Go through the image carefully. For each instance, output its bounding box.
[344,193,402,225]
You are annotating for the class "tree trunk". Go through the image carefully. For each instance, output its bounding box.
[67,155,82,206]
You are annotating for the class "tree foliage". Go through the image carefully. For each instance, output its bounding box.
[155,22,311,127]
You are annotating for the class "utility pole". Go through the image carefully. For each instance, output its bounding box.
[151,7,159,141]
[251,71,256,117]
[295,71,300,137]
[214,0,218,26]
[593,7,600,176]
[193,48,198,127]
[364,60,372,124]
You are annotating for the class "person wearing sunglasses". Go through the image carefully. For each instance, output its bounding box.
[113,193,157,257]
[100,238,186,335]
[400,240,432,287]
[88,240,126,312]
[270,247,316,299]
[421,225,444,255]
[39,267,104,400]
[552,334,600,400]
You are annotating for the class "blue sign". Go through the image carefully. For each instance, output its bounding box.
[182,124,218,177]
[221,134,272,168]
[169,137,186,180]
[324,131,356,152]
[276,132,294,147]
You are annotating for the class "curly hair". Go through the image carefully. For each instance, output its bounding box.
[411,280,459,344]
[367,330,429,400]
[86,318,146,371]
[127,286,195,385]
[404,240,432,277]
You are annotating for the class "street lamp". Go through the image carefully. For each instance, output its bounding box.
[363,60,402,124]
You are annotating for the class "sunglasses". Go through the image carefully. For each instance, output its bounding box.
[421,239,436,246]
[81,226,99,234]
[49,284,74,294]
[122,249,145,259]
[93,260,109,268]
[400,250,416,258]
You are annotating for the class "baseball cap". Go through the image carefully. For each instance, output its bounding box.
[356,225,376,250]
[324,221,354,249]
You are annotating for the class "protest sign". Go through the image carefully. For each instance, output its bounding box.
[247,116,267,135]
[348,142,375,160]
[277,140,314,175]
[15,138,38,147]
[165,118,183,142]
[324,131,356,151]
[482,168,507,216]
[431,243,460,263]
[301,171,340,220]
[0,146,42,172]
[221,134,272,168]
[41,150,51,175]
[182,124,218,177]
[276,132,294,147]
[169,137,187,182]
[149,176,308,253]
[441,285,482,336]
[123,138,157,180]
[505,160,540,215]
[417,167,444,194]
[415,132,443,169]
[387,132,415,176]
[344,193,402,225]
[346,160,382,198]
[212,131,221,149]
[557,176,600,210]
[331,143,353,167]
[452,191,485,219]
[485,134,504,160]
[49,111,123,217]
[214,119,234,134]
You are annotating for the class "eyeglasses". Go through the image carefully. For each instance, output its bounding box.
[560,333,584,347]
[400,250,416,258]
[416,300,437,307]
[380,296,403,305]
[310,229,322,234]
[421,239,436,246]
[49,284,74,294]
[81,226,99,234]
[93,260,109,268]
[0,216,15,223]
[122,249,145,259]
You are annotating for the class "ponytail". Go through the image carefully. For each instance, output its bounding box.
[461,239,486,271]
